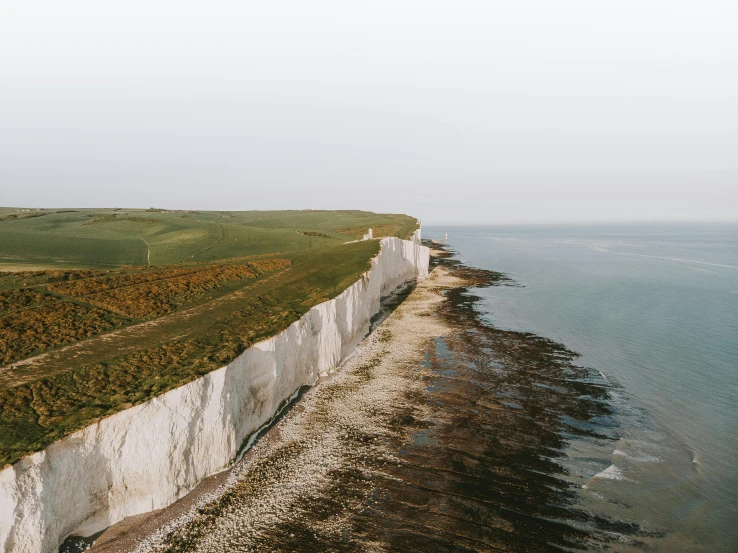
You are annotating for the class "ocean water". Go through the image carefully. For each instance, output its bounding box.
[425,223,738,552]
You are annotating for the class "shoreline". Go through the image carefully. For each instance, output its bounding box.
[86,243,657,552]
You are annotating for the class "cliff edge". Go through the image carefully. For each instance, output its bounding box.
[0,232,429,553]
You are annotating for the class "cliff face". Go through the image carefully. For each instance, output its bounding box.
[0,234,429,553]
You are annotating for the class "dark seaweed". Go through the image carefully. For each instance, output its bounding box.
[258,243,653,552]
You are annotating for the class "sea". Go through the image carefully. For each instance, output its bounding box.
[424,223,738,552]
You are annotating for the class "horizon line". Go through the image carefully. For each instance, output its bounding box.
[423,219,738,226]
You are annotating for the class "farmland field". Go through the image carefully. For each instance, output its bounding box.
[0,208,418,466]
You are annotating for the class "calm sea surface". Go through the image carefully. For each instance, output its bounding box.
[425,224,738,552]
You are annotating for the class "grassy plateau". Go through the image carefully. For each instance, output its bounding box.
[0,208,418,467]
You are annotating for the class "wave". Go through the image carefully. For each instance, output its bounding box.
[686,266,718,274]
[594,464,626,480]
[587,464,633,486]
[602,250,738,270]
[613,449,661,463]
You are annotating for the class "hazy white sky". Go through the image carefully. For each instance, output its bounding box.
[1,1,736,223]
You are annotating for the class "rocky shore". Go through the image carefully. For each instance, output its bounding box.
[84,243,652,553]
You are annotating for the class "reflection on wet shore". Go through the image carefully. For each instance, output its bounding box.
[333,246,655,552]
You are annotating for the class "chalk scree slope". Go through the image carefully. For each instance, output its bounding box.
[0,232,429,553]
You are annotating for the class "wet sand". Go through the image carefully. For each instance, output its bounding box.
[83,244,652,552]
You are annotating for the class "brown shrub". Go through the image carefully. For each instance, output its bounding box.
[249,259,292,273]
[0,303,127,365]
[0,289,53,313]
[51,265,258,319]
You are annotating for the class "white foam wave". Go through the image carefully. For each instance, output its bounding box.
[613,449,661,463]
[606,242,648,248]
[590,464,634,483]
[603,250,738,270]
[686,266,717,274]
[595,464,625,480]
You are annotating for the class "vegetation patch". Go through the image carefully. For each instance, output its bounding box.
[84,214,161,225]
[249,258,291,273]
[0,211,50,221]
[0,270,104,290]
[0,302,128,365]
[297,231,331,238]
[0,289,54,313]
[50,265,259,319]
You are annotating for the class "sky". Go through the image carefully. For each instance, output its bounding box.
[1,1,736,224]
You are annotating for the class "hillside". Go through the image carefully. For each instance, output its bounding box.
[0,209,418,466]
[0,208,418,269]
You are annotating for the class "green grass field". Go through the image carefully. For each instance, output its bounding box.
[0,208,418,466]
[0,208,418,269]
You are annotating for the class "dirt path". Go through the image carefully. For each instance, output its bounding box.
[138,236,151,266]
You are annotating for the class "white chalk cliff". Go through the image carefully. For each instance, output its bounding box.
[0,233,429,553]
